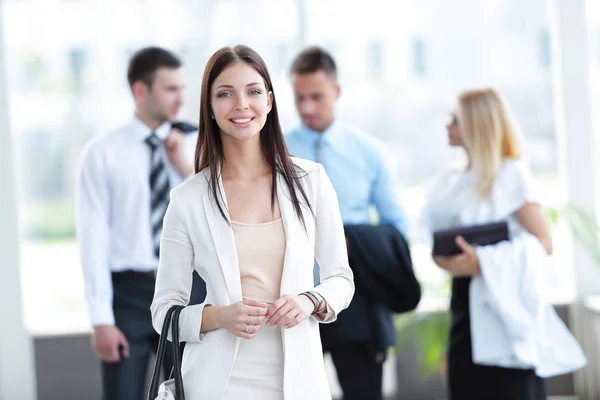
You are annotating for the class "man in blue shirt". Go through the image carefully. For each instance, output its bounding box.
[285,47,408,400]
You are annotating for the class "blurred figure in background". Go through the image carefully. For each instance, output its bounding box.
[421,87,585,400]
[285,46,409,400]
[76,46,205,399]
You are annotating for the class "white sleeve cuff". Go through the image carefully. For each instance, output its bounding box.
[89,303,115,327]
[179,303,209,343]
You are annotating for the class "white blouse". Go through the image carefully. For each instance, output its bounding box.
[421,159,541,241]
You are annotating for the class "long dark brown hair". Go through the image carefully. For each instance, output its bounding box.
[194,45,313,227]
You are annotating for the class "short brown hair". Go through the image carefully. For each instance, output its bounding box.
[290,46,337,81]
[127,47,181,90]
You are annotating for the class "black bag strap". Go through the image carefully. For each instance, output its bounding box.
[147,305,185,400]
[171,306,185,399]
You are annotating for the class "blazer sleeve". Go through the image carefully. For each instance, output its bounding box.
[312,164,355,323]
[150,189,209,343]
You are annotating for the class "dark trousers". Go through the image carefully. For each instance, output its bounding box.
[448,358,546,400]
[102,271,206,400]
[327,341,384,400]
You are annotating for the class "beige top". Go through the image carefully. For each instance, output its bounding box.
[232,218,286,304]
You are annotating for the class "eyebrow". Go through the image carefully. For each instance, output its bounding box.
[214,82,263,91]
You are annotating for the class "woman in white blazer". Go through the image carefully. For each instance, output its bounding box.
[150,45,354,400]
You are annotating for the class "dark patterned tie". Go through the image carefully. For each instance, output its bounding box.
[145,132,170,257]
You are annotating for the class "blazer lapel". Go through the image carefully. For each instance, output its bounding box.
[277,174,298,296]
[202,174,242,304]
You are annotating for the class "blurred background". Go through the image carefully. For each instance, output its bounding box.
[3,0,600,399]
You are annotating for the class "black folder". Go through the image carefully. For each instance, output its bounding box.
[432,221,509,256]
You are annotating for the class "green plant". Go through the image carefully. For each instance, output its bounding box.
[22,199,76,242]
[393,274,451,377]
[554,205,600,266]
[394,310,450,377]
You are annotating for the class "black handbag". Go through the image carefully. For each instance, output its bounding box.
[147,305,186,400]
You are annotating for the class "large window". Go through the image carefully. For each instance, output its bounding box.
[6,0,578,335]
[589,1,600,123]
[5,0,301,334]
[300,0,573,305]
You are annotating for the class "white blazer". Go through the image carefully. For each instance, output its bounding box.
[470,232,586,377]
[150,157,355,400]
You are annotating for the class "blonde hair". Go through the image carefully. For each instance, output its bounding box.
[457,87,522,198]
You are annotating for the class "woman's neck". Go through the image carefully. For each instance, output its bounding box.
[221,137,270,180]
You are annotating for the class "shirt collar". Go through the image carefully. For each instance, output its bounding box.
[129,116,172,142]
[296,120,342,144]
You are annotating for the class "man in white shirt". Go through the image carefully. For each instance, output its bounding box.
[76,47,205,399]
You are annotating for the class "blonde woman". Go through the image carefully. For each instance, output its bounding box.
[421,88,585,400]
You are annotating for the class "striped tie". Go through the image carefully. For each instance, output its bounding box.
[145,133,170,257]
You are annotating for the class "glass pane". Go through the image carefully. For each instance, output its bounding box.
[5,0,580,336]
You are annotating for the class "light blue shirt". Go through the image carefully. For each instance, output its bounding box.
[285,122,407,234]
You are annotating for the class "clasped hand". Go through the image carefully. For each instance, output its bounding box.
[224,295,314,339]
[433,236,481,277]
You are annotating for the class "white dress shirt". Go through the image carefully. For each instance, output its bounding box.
[76,117,197,326]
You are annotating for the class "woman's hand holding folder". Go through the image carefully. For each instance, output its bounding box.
[433,236,481,277]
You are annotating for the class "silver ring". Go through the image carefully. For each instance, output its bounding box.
[244,324,250,333]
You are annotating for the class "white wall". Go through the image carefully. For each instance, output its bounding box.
[0,0,38,398]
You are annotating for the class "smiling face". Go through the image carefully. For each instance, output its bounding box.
[210,62,273,144]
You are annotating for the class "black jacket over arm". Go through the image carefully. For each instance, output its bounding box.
[320,224,421,352]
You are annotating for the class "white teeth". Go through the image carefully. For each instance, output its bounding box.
[232,118,252,124]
